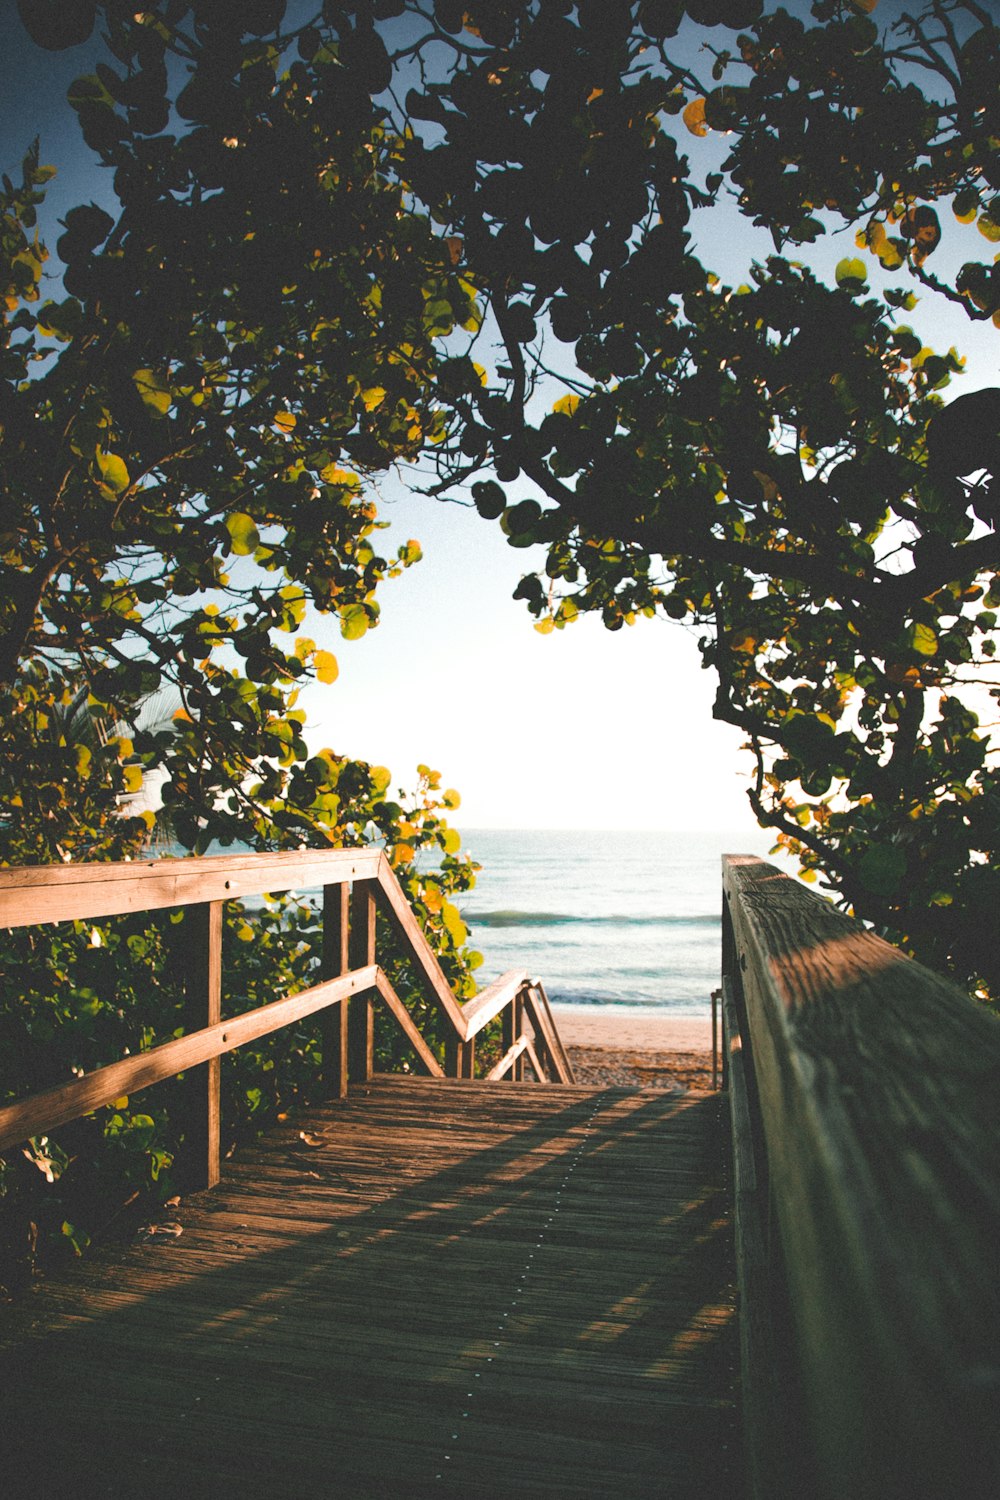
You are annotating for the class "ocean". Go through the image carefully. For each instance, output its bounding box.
[458,828,783,1018]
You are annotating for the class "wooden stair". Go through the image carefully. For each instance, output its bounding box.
[0,1076,742,1499]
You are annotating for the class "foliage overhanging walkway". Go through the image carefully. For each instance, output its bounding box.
[0,1075,741,1499]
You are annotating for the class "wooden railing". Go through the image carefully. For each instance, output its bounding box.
[721,855,1000,1500]
[0,849,575,1188]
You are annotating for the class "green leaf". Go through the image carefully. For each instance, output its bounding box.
[340,604,369,640]
[835,258,868,291]
[278,585,307,629]
[858,845,907,897]
[908,622,938,657]
[132,368,171,416]
[96,450,129,493]
[226,512,261,555]
[36,298,83,340]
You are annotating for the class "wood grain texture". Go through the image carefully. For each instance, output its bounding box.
[486,1034,531,1081]
[723,855,1000,1500]
[0,966,378,1153]
[321,883,350,1100]
[374,969,445,1077]
[524,986,575,1084]
[374,852,468,1034]
[459,969,532,1040]
[533,983,577,1084]
[0,848,381,927]
[0,1077,742,1499]
[722,977,789,1500]
[348,880,376,1084]
[183,900,223,1190]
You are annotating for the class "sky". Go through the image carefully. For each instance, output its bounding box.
[3,3,998,835]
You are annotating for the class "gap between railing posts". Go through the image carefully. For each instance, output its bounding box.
[0,849,575,1197]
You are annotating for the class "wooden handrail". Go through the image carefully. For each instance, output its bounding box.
[0,847,382,926]
[0,965,379,1154]
[722,855,1000,1500]
[0,848,573,1185]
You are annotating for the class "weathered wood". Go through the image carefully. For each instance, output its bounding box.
[0,967,378,1153]
[348,880,376,1084]
[0,1077,742,1499]
[321,883,350,1099]
[723,854,1000,1500]
[523,1035,545,1083]
[445,1034,475,1079]
[485,1034,531,1081]
[183,900,223,1190]
[374,852,467,1035]
[513,991,525,1081]
[531,982,576,1084]
[722,975,786,1500]
[459,969,532,1040]
[524,985,578,1084]
[0,848,380,928]
[373,969,445,1077]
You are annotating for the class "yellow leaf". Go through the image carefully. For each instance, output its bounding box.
[361,386,387,411]
[274,410,296,432]
[319,463,360,488]
[173,707,192,723]
[552,394,580,417]
[96,450,130,494]
[392,842,415,865]
[315,649,339,684]
[682,97,708,137]
[123,765,144,793]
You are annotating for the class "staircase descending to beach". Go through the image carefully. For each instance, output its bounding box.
[1,850,999,1499]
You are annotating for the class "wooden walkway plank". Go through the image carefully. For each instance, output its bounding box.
[0,1077,741,1499]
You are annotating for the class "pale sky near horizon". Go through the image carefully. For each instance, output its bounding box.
[298,475,763,831]
[4,4,998,836]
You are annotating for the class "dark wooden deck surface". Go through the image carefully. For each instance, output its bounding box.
[1,1077,742,1499]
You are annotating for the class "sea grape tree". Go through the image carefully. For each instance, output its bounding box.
[6,0,1000,1004]
[387,0,1000,996]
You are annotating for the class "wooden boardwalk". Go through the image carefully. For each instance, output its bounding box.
[1,1077,742,1499]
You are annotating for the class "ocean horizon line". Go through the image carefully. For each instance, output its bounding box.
[463,909,719,929]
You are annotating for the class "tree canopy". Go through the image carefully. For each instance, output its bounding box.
[4,0,1000,1005]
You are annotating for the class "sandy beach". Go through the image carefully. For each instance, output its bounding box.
[552,1008,718,1094]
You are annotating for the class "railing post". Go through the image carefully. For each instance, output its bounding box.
[348,879,376,1084]
[445,1034,474,1078]
[721,880,738,1094]
[321,883,350,1099]
[183,900,222,1190]
[501,999,515,1083]
[513,990,524,1081]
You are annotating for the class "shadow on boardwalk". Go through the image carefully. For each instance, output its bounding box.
[1,1079,742,1499]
